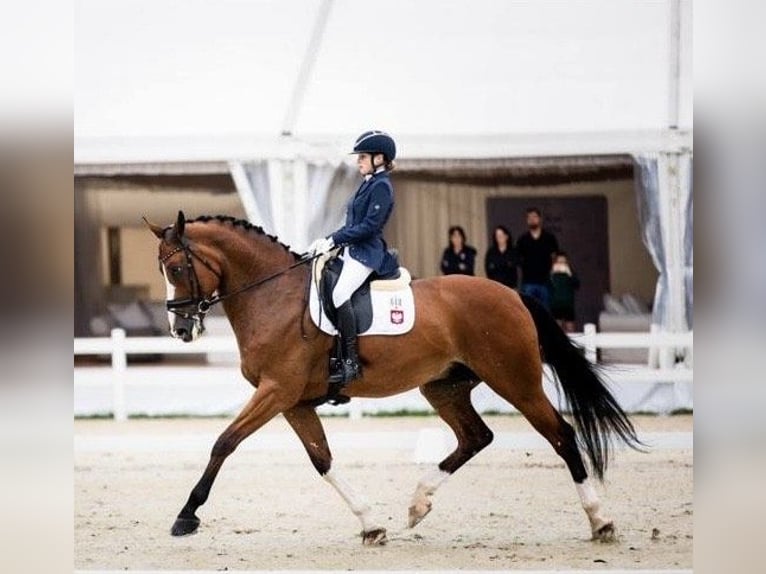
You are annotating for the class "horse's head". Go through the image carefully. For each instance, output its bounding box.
[145,211,222,342]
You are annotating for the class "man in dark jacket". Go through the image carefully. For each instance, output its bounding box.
[515,207,559,309]
[307,130,398,386]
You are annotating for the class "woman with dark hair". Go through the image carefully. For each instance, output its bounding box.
[440,225,477,275]
[484,225,518,288]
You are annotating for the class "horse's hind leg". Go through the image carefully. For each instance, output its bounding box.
[486,372,615,541]
[409,368,493,528]
[283,403,387,545]
[519,394,615,541]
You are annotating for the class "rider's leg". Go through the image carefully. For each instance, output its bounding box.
[329,254,373,385]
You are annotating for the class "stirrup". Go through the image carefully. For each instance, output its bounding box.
[328,358,361,385]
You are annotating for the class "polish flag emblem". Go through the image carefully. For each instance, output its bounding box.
[390,309,404,325]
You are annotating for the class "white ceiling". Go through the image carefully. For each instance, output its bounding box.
[75,0,692,161]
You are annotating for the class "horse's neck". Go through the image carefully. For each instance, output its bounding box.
[217,235,294,289]
[205,229,305,334]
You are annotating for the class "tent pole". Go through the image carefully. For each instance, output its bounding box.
[280,0,334,136]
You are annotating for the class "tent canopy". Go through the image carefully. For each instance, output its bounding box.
[75,0,692,163]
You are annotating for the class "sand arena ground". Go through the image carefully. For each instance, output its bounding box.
[75,414,692,571]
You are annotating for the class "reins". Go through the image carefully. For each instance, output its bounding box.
[162,235,325,318]
[200,252,320,311]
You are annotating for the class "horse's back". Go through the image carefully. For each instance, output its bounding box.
[410,274,540,366]
[412,274,530,323]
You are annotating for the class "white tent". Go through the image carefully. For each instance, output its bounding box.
[75,0,691,159]
[75,0,692,332]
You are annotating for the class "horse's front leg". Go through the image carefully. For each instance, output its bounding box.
[283,403,387,545]
[171,381,286,536]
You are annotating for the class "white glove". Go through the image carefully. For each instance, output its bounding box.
[308,236,335,256]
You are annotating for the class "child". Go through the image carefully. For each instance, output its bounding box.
[549,251,580,333]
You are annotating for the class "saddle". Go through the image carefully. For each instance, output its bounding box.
[318,255,402,334]
[310,254,414,337]
[306,254,415,407]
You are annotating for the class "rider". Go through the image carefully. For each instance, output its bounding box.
[308,130,399,386]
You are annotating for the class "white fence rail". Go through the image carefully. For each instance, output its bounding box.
[74,325,692,421]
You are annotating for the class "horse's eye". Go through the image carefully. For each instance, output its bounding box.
[170,266,184,278]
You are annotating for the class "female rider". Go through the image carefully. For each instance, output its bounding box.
[308,130,399,386]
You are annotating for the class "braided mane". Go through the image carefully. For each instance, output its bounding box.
[188,215,301,260]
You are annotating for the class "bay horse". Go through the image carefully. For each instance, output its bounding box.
[146,211,641,545]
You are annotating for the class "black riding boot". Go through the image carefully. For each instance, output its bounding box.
[328,301,361,385]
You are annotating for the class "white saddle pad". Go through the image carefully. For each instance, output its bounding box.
[308,262,415,337]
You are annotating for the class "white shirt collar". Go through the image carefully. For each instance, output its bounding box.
[364,166,386,181]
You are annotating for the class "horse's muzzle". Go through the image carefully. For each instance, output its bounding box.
[170,315,204,342]
[174,326,194,343]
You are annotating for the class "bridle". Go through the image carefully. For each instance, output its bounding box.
[160,235,319,322]
[159,236,223,321]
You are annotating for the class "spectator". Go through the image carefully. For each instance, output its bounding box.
[441,225,477,275]
[515,207,559,309]
[484,225,518,288]
[550,251,580,333]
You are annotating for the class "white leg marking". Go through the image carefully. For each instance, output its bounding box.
[576,478,612,533]
[162,267,176,332]
[408,468,450,527]
[323,468,379,532]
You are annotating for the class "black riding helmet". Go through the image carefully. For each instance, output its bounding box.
[351,130,396,162]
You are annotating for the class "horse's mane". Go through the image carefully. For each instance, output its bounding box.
[188,215,301,260]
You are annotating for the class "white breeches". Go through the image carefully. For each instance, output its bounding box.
[333,252,373,308]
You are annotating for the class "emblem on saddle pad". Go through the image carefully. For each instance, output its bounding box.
[309,262,415,337]
[389,295,404,325]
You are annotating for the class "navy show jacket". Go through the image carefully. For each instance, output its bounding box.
[330,170,398,276]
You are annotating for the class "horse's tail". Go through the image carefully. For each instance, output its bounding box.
[520,293,643,480]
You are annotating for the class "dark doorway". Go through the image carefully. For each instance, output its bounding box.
[486,196,609,329]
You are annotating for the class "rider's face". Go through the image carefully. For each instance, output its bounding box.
[356,153,379,175]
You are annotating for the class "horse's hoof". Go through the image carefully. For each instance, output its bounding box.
[592,521,616,543]
[361,528,387,546]
[407,501,432,528]
[171,516,200,536]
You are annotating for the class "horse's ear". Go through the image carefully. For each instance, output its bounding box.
[174,210,186,238]
[142,216,166,239]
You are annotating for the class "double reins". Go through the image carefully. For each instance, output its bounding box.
[199,252,320,312]
[162,236,323,317]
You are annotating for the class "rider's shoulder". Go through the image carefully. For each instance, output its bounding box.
[368,172,393,192]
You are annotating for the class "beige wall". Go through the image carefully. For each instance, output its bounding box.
[91,185,247,302]
[99,226,174,301]
[93,177,658,307]
[121,227,167,300]
[386,177,658,304]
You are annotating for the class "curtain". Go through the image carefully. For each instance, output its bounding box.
[230,159,358,251]
[306,161,358,242]
[633,152,693,332]
[228,160,276,232]
[682,159,693,329]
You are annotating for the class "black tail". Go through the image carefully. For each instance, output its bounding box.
[520,294,643,480]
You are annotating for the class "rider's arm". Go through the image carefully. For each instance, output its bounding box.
[330,181,393,246]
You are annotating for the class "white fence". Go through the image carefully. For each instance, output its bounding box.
[74,325,692,421]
